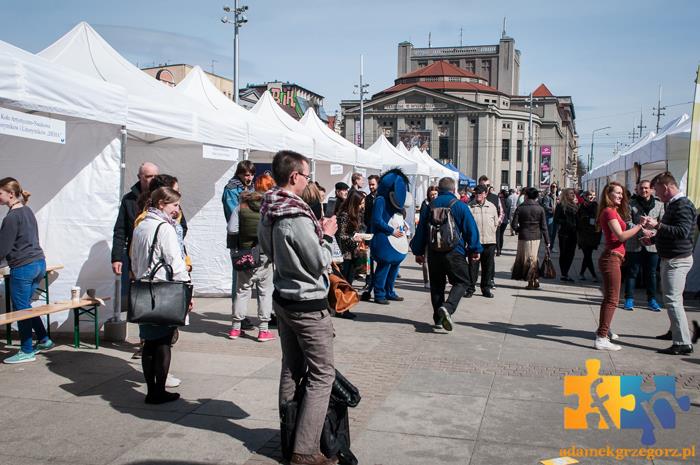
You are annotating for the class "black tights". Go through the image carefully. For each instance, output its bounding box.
[580,247,597,278]
[141,332,173,397]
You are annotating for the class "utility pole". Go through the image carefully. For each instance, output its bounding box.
[353,55,370,148]
[222,1,248,104]
[428,32,431,48]
[211,59,218,75]
[636,107,647,138]
[652,85,666,133]
[589,126,611,172]
[460,28,463,46]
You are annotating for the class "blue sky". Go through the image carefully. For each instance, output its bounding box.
[3,0,698,167]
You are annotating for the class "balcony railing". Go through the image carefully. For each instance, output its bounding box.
[412,45,498,57]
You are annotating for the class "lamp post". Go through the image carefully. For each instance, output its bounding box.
[588,126,611,172]
[222,1,248,104]
[353,55,369,148]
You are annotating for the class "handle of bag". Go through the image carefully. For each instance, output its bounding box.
[146,222,175,282]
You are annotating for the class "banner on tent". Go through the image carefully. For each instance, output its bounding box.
[0,106,65,144]
[399,130,431,151]
[203,144,240,161]
[330,164,344,175]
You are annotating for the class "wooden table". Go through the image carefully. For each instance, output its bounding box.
[1,264,64,345]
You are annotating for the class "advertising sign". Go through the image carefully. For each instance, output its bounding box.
[330,164,344,176]
[202,145,240,161]
[355,120,362,146]
[0,106,66,144]
[399,129,431,151]
[540,145,552,188]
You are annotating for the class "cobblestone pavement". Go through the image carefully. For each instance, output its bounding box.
[1,235,699,465]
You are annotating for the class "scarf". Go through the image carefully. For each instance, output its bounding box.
[225,176,253,192]
[633,194,655,215]
[261,187,323,243]
[147,208,185,258]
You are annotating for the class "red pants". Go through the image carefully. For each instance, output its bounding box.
[597,251,623,338]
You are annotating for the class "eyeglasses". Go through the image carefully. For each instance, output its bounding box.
[295,171,311,181]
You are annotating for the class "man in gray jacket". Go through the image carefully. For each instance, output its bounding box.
[624,180,664,311]
[258,150,338,465]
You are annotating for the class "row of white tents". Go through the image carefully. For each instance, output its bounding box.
[0,22,458,331]
[581,114,691,194]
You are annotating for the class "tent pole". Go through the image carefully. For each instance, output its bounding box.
[311,159,317,182]
[114,126,127,322]
[244,148,250,160]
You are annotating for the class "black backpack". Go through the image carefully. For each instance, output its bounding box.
[428,198,461,252]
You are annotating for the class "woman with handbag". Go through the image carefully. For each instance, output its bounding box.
[594,182,643,351]
[0,178,54,364]
[229,174,276,342]
[511,187,550,289]
[554,188,579,282]
[334,190,366,320]
[130,187,190,404]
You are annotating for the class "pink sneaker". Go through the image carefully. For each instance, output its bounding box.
[257,330,276,342]
[228,328,243,339]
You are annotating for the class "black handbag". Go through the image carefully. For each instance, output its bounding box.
[128,223,193,326]
[231,245,263,271]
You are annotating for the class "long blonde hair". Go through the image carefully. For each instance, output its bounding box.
[559,188,577,211]
[0,177,31,204]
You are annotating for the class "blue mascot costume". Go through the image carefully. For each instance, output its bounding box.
[370,168,409,304]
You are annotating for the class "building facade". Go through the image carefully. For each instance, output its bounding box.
[342,36,578,189]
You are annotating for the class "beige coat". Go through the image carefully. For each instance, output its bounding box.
[469,199,499,245]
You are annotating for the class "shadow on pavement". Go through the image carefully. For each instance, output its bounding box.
[514,294,600,306]
[457,321,662,351]
[352,309,435,333]
[43,350,279,462]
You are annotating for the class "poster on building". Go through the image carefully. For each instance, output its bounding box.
[354,120,362,146]
[540,145,552,188]
[398,130,431,151]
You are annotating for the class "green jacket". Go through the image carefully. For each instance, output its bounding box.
[238,191,263,249]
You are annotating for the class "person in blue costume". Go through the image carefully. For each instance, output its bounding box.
[370,168,410,304]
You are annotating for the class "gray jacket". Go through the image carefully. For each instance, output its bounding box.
[626,196,664,253]
[258,214,333,310]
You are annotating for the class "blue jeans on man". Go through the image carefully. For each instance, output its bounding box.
[624,249,659,305]
[10,259,49,353]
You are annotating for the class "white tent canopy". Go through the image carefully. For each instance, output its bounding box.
[407,145,457,180]
[176,66,313,155]
[1,39,126,330]
[367,134,428,176]
[300,108,382,171]
[38,22,249,296]
[39,22,245,148]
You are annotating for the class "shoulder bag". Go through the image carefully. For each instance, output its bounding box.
[328,262,359,313]
[539,247,557,280]
[128,223,193,326]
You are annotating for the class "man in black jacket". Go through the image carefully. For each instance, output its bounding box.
[111,162,159,275]
[361,175,379,301]
[641,172,695,355]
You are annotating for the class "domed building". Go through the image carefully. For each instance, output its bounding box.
[341,37,578,189]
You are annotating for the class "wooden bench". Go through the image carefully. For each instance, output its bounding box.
[0,297,110,349]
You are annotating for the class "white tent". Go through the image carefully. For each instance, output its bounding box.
[0,39,128,329]
[176,66,313,156]
[367,134,430,208]
[39,22,248,296]
[407,145,457,181]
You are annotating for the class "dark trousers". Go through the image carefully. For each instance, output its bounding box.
[579,246,597,278]
[467,244,496,294]
[624,249,659,301]
[427,250,470,324]
[341,259,355,286]
[597,251,622,338]
[497,223,507,255]
[558,233,577,277]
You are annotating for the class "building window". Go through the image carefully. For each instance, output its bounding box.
[449,60,460,67]
[501,170,509,187]
[516,140,523,162]
[465,61,475,72]
[517,122,524,130]
[516,170,522,187]
[418,61,428,68]
[501,139,510,161]
[502,122,511,129]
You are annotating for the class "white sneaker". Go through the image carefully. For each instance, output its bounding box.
[165,374,181,388]
[608,332,620,341]
[594,337,621,351]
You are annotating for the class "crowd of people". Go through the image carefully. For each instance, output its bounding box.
[3,151,700,464]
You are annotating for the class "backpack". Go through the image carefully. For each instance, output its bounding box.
[428,198,461,252]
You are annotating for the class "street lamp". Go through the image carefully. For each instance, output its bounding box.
[588,126,611,172]
[221,1,248,104]
[353,55,369,148]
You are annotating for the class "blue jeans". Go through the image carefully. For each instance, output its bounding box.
[373,261,400,300]
[10,259,48,353]
[546,215,557,248]
[624,249,659,301]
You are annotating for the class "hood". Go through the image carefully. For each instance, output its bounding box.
[241,190,264,212]
[377,168,409,211]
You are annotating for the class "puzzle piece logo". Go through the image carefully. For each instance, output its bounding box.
[564,359,690,445]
